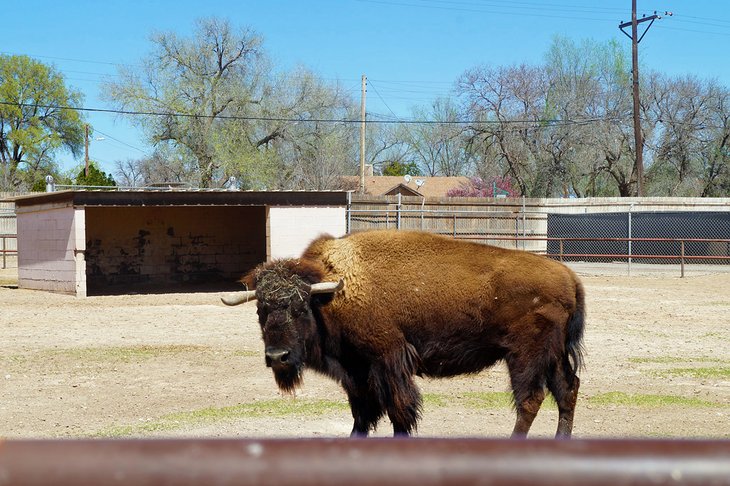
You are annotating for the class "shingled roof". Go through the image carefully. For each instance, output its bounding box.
[342,176,471,198]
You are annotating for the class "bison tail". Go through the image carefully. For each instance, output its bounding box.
[565,280,586,378]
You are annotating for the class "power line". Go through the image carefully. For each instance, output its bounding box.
[368,80,406,120]
[6,100,725,131]
[356,0,612,22]
[92,128,147,154]
[397,0,627,15]
[672,12,730,26]
[0,100,631,127]
[656,24,730,38]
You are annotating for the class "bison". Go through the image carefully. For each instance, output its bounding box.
[222,230,585,438]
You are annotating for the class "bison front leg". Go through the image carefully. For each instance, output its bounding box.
[345,381,384,437]
[344,376,421,437]
[386,378,421,436]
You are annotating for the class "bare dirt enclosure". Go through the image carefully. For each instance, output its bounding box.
[1,266,729,439]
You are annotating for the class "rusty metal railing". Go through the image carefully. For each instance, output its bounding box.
[453,235,730,277]
[0,234,16,269]
[1,438,729,486]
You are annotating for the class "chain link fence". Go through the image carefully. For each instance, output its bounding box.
[347,195,730,277]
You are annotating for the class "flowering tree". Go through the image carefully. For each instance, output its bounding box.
[446,176,518,197]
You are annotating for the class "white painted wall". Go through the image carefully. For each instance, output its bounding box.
[16,203,86,296]
[267,207,346,260]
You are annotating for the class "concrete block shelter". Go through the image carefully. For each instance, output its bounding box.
[13,190,348,297]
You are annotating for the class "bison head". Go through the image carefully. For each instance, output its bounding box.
[221,259,343,393]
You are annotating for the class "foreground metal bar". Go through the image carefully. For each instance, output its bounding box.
[1,438,730,486]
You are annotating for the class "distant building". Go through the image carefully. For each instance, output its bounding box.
[343,176,471,198]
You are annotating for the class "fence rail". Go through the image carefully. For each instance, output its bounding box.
[347,200,730,277]
[2,438,730,486]
[1,234,16,269]
[452,235,730,277]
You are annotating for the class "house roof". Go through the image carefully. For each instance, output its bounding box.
[343,176,471,198]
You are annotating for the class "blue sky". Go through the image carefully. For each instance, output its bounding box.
[3,0,729,176]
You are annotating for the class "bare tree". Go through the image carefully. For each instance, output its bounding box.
[644,74,728,196]
[399,98,474,177]
[113,145,200,188]
[104,17,267,188]
[113,159,145,187]
[700,83,730,196]
[458,64,562,196]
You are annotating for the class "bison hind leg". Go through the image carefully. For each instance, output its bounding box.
[505,353,548,438]
[546,362,580,438]
[509,383,546,438]
[508,356,580,438]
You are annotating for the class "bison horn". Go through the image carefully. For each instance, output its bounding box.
[220,290,257,306]
[309,279,344,295]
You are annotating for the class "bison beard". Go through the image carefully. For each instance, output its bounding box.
[270,361,303,394]
[222,230,586,438]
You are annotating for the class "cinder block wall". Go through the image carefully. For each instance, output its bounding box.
[17,204,84,295]
[268,207,347,259]
[85,206,265,293]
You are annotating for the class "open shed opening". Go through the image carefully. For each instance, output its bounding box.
[85,206,266,295]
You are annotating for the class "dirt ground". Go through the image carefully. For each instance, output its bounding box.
[1,267,729,440]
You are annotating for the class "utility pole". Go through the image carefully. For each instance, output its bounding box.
[84,124,90,178]
[619,3,671,196]
[359,74,367,194]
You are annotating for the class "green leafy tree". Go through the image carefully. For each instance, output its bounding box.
[105,18,362,190]
[75,162,116,187]
[0,54,85,191]
[381,160,421,177]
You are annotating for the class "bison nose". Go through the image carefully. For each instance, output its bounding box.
[265,347,291,367]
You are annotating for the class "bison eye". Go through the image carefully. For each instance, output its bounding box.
[290,303,309,317]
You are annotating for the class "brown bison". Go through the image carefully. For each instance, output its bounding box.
[222,230,585,438]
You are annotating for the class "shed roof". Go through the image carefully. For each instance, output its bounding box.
[13,190,350,208]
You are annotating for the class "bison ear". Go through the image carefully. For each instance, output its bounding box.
[241,269,258,290]
[308,279,344,295]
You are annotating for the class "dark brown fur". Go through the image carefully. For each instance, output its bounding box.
[242,230,585,437]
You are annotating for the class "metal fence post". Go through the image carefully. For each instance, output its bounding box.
[628,204,634,277]
[346,191,352,234]
[396,193,401,230]
[521,196,526,251]
[420,197,426,231]
[1,236,5,269]
[680,240,685,278]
